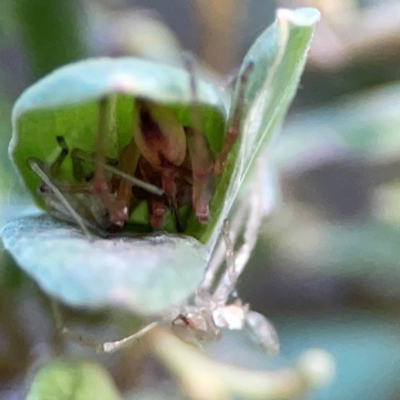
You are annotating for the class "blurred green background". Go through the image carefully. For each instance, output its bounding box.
[2,0,400,399]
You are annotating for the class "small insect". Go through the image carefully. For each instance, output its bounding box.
[19,57,251,240]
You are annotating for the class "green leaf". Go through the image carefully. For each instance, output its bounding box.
[15,0,89,79]
[11,57,226,224]
[276,82,400,172]
[188,7,320,245]
[27,358,121,400]
[314,219,400,295]
[3,8,319,312]
[237,8,319,180]
[127,390,181,400]
[279,312,400,400]
[1,214,206,314]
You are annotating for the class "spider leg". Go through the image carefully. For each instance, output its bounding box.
[92,97,116,192]
[150,167,184,231]
[232,158,264,276]
[214,62,253,175]
[71,148,163,196]
[163,187,184,233]
[74,97,149,228]
[149,199,167,230]
[89,98,125,226]
[50,136,69,178]
[54,98,123,229]
[184,56,215,223]
[199,199,248,292]
[57,134,131,228]
[28,157,93,239]
[51,301,157,354]
[210,157,264,303]
[115,139,139,206]
[186,127,214,223]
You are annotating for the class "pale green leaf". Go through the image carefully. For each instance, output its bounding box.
[3,8,319,311]
[1,214,206,314]
[11,57,226,220]
[27,358,121,400]
[188,7,320,245]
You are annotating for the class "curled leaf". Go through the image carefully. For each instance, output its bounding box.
[1,214,206,314]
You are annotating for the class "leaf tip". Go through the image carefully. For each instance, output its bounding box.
[276,7,321,27]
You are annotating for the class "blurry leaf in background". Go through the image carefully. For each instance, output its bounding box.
[144,327,334,400]
[302,0,400,72]
[276,82,400,173]
[26,358,122,400]
[281,0,400,105]
[278,311,400,400]
[254,80,400,300]
[193,0,246,73]
[14,0,90,80]
[315,220,400,298]
[98,9,183,63]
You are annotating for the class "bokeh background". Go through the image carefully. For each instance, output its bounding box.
[2,0,400,399]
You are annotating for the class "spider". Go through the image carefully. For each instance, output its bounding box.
[53,205,279,356]
[29,58,278,354]
[28,59,253,238]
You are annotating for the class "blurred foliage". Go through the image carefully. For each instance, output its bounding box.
[2,0,400,399]
[26,358,122,400]
[14,0,89,79]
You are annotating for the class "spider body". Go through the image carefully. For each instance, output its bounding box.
[19,58,249,238]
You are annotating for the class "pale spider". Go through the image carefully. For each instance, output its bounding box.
[53,197,279,355]
[30,58,278,354]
